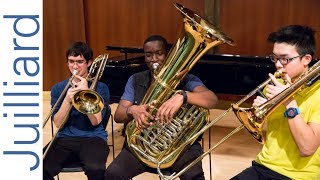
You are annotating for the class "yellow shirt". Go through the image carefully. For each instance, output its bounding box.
[256,81,320,180]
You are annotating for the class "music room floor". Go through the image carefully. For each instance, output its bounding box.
[43,92,262,180]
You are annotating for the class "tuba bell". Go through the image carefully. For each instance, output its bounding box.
[125,2,235,170]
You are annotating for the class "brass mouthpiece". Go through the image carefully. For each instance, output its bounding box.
[152,63,159,75]
[274,70,282,78]
[72,70,78,75]
[152,63,159,70]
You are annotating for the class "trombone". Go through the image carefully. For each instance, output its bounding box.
[43,54,108,159]
[157,59,320,179]
[42,70,77,129]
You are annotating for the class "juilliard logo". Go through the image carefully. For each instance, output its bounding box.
[2,15,41,172]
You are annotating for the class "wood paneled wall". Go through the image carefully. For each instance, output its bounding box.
[43,0,320,90]
[218,0,320,56]
[43,0,86,90]
[84,0,205,57]
[43,0,204,90]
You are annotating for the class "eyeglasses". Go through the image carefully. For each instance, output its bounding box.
[144,50,165,59]
[68,59,86,66]
[269,54,304,65]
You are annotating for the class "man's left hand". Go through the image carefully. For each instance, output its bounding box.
[265,73,291,99]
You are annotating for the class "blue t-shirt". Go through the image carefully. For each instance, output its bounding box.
[51,79,110,141]
[121,73,204,103]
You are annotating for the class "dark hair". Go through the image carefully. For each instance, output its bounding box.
[267,25,316,57]
[143,35,168,51]
[65,41,93,62]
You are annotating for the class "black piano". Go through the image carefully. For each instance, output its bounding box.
[101,46,276,104]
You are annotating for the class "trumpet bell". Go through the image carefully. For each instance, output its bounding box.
[72,90,104,114]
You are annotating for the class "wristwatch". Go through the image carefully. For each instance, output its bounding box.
[284,107,300,119]
[176,90,188,104]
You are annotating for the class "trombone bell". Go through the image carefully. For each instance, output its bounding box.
[231,104,264,143]
[72,89,104,114]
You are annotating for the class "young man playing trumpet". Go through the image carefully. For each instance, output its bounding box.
[43,42,110,180]
[232,25,320,179]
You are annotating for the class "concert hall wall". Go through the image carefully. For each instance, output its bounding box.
[43,0,320,90]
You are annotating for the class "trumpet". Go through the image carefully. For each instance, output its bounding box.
[157,59,320,179]
[43,54,108,159]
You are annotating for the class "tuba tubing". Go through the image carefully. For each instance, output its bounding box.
[126,2,235,172]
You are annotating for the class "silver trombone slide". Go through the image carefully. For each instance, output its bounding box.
[42,70,77,128]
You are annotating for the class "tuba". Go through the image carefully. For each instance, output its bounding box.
[43,54,108,159]
[125,3,235,169]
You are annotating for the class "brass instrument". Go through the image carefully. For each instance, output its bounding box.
[125,2,235,171]
[42,69,78,129]
[158,60,320,179]
[72,54,108,114]
[43,54,108,159]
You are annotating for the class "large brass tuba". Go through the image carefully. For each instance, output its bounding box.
[125,3,235,169]
[43,54,108,159]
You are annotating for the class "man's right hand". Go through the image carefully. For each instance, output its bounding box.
[127,104,154,130]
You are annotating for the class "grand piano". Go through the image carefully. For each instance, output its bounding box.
[101,46,276,104]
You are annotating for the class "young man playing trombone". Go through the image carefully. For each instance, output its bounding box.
[43,42,110,180]
[232,25,320,179]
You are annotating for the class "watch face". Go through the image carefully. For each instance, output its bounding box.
[285,108,299,118]
[288,109,296,117]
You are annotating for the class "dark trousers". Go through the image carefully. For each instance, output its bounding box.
[105,141,204,180]
[231,161,291,180]
[43,137,109,180]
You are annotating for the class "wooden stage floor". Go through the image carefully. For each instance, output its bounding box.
[43,94,262,180]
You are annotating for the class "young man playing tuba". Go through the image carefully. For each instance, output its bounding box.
[105,35,218,180]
